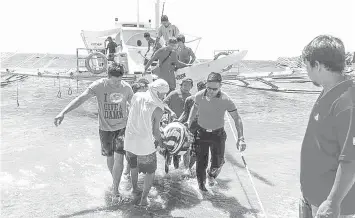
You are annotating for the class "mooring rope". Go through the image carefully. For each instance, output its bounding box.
[226,114,268,218]
[68,79,72,95]
[57,73,61,98]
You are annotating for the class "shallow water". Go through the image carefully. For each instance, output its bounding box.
[1,76,321,218]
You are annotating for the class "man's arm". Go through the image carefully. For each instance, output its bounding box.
[226,97,244,139]
[325,106,355,206]
[59,89,94,115]
[152,107,164,143]
[229,109,244,139]
[172,52,190,69]
[189,48,196,64]
[178,98,193,123]
[187,103,199,128]
[326,161,355,206]
[144,49,160,72]
[174,25,180,37]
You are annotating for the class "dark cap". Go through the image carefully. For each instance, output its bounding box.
[207,72,222,82]
[168,37,177,44]
[197,80,206,91]
[161,15,169,22]
[180,78,193,86]
[176,34,185,43]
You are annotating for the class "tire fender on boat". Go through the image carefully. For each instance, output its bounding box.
[213,51,234,72]
[85,52,108,75]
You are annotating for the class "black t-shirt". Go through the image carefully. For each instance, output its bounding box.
[107,41,117,54]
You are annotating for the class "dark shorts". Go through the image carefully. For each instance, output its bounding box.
[126,151,157,174]
[107,53,115,61]
[99,128,126,156]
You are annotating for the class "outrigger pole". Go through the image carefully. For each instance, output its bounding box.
[226,114,268,218]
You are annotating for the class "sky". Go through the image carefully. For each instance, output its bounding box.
[1,0,354,60]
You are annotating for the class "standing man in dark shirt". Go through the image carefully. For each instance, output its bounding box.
[144,38,190,94]
[176,34,196,65]
[106,37,117,61]
[299,35,355,218]
[178,80,206,175]
[187,72,247,191]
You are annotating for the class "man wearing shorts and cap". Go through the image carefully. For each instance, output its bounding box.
[54,63,134,199]
[124,79,170,206]
[186,72,247,191]
[299,35,355,218]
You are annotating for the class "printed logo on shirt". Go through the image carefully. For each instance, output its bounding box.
[110,93,124,103]
[103,93,125,119]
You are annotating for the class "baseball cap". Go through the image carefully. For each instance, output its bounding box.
[207,72,222,82]
[180,78,193,86]
[161,15,169,22]
[197,80,206,91]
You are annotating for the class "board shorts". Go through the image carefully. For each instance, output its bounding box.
[126,151,157,174]
[99,128,125,156]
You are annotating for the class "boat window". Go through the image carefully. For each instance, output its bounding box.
[137,40,142,46]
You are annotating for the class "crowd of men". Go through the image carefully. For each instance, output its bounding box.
[54,14,355,218]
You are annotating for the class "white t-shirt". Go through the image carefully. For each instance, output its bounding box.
[124,92,158,155]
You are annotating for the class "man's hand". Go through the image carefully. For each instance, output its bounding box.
[184,120,191,129]
[54,113,65,126]
[315,199,340,218]
[237,137,246,152]
[170,111,177,120]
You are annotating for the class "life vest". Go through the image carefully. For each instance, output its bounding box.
[162,122,194,155]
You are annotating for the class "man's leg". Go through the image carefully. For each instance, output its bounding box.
[126,151,141,194]
[207,130,227,186]
[139,152,157,206]
[112,152,124,195]
[112,128,126,196]
[195,135,210,191]
[99,130,115,175]
[173,155,180,169]
[107,156,114,175]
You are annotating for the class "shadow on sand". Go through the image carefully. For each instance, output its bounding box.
[225,153,275,187]
[58,172,259,218]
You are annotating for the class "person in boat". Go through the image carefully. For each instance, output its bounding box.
[105,37,118,62]
[186,72,247,191]
[124,78,170,206]
[156,15,180,46]
[54,63,134,199]
[299,35,355,218]
[176,34,196,65]
[144,38,191,94]
[163,78,193,172]
[144,32,162,55]
[178,80,207,175]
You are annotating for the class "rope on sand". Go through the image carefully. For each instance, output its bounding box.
[226,114,268,218]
